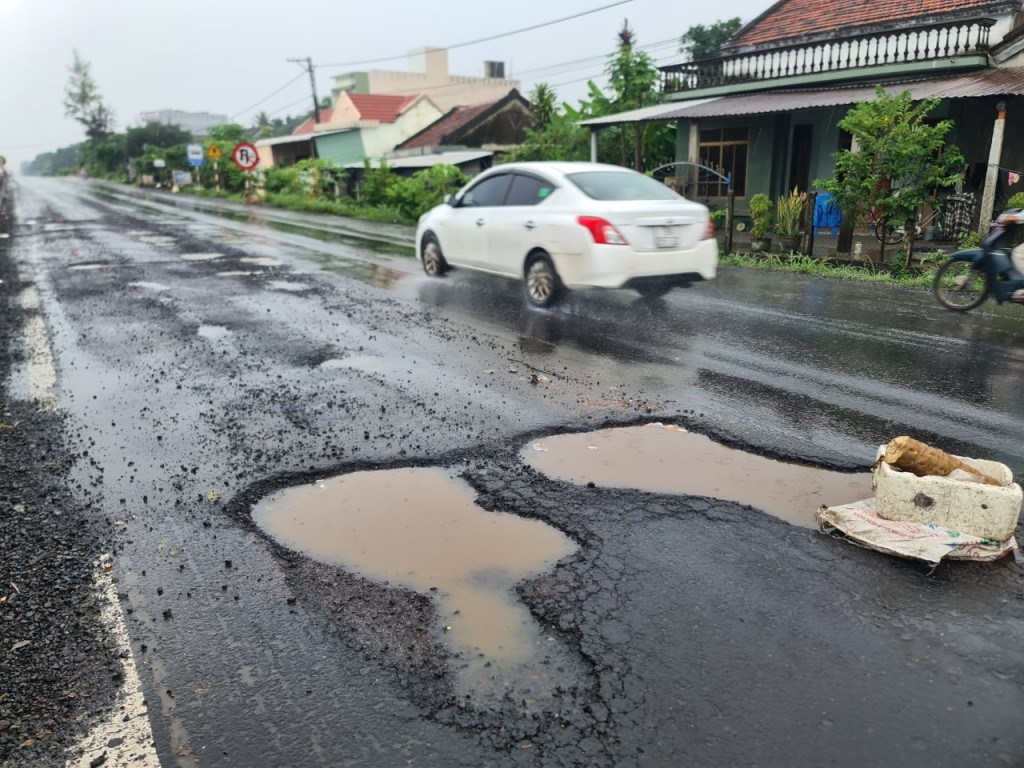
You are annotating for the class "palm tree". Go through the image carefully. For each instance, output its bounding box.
[252,111,275,139]
[529,83,557,128]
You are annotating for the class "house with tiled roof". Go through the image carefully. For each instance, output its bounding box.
[255,92,443,168]
[397,89,531,154]
[583,0,1024,242]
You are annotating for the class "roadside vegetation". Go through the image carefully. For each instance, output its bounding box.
[23,24,992,289]
[719,252,942,287]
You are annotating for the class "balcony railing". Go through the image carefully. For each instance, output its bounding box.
[661,18,994,94]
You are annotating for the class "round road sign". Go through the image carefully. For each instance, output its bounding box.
[231,142,259,171]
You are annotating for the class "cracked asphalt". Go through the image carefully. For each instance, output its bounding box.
[2,177,1023,768]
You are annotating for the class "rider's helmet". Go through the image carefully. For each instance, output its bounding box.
[990,209,1023,250]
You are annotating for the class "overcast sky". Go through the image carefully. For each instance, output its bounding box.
[0,0,770,169]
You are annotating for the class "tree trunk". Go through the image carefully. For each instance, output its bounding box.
[837,219,855,255]
[634,123,647,171]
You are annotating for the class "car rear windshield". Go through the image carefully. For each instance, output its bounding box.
[566,171,680,201]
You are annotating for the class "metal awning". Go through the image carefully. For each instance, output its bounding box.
[346,150,493,170]
[255,129,354,148]
[580,68,1024,126]
[578,98,721,127]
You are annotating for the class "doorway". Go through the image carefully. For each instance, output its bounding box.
[788,124,813,192]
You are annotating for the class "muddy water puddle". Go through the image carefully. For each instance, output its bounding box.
[252,467,579,701]
[525,425,872,527]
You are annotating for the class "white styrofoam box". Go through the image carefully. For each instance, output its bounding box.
[872,447,1022,541]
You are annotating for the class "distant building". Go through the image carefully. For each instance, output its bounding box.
[256,92,443,168]
[330,47,520,113]
[139,110,228,137]
[397,89,532,158]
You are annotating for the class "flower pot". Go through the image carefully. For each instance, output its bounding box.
[750,237,772,252]
[776,235,800,252]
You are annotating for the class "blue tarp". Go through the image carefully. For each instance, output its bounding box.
[814,192,841,235]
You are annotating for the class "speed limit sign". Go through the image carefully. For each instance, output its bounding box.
[231,142,259,170]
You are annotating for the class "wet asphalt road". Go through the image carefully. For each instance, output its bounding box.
[4,177,1024,767]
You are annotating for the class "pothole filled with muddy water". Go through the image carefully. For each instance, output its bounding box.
[252,467,580,703]
[525,424,872,527]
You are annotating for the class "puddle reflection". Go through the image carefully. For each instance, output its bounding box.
[198,324,230,340]
[252,467,577,698]
[525,425,872,527]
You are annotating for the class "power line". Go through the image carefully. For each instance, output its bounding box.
[543,50,683,90]
[237,31,674,126]
[253,36,678,131]
[514,38,679,80]
[266,94,315,119]
[318,0,635,69]
[299,37,679,108]
[230,73,306,120]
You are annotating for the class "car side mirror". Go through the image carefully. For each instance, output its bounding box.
[446,193,458,206]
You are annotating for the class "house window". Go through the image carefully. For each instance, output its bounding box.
[698,127,748,197]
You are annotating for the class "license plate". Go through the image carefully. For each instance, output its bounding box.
[655,235,678,248]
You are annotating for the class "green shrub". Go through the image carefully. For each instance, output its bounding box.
[748,193,772,238]
[264,166,302,195]
[775,188,806,236]
[957,230,982,250]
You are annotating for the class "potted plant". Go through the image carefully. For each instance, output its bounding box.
[748,193,773,251]
[775,187,807,252]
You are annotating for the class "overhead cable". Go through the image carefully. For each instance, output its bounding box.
[318,0,635,69]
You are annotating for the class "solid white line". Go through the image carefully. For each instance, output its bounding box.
[64,557,161,768]
[14,272,161,765]
[18,286,57,412]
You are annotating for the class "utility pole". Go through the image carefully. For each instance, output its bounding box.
[286,56,317,124]
[287,56,320,158]
[979,100,1008,235]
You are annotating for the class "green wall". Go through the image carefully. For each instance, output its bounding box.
[314,131,367,165]
[676,107,854,207]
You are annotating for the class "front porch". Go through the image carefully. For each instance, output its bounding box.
[580,69,1024,246]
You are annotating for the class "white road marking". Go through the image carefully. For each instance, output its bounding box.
[15,270,161,766]
[64,557,161,768]
[19,286,56,412]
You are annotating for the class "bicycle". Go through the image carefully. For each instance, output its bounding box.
[872,204,947,244]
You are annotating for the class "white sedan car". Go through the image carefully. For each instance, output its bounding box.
[415,161,717,307]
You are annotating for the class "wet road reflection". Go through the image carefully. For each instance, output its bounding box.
[413,269,1024,472]
[82,180,1024,473]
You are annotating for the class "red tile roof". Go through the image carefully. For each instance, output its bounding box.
[399,101,496,150]
[726,0,1013,50]
[347,93,420,122]
[292,107,334,135]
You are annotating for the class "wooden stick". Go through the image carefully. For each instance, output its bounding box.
[883,436,1003,486]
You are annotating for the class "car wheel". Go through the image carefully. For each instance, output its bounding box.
[524,254,563,308]
[421,233,448,277]
[636,282,672,300]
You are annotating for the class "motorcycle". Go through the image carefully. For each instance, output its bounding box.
[933,209,1024,311]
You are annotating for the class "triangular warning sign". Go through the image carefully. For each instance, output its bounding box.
[206,143,223,160]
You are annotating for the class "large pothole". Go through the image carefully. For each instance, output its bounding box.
[252,467,581,704]
[524,424,872,527]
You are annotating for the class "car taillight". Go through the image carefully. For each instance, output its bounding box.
[578,216,628,245]
[704,216,716,240]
